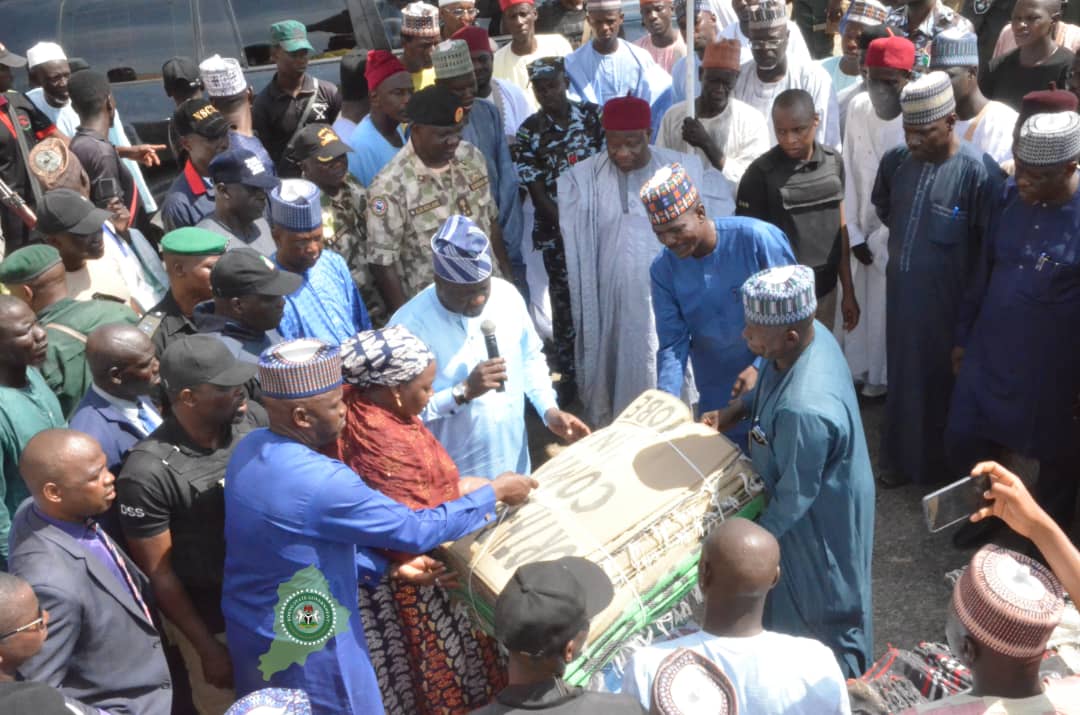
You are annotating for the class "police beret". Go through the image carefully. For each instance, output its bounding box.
[0,244,62,284]
[407,85,465,127]
[159,226,228,256]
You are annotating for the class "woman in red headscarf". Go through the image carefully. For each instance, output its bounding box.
[337,325,505,715]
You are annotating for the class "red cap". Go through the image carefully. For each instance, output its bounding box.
[865,36,915,71]
[452,25,492,55]
[1021,89,1079,116]
[499,0,534,11]
[365,50,409,93]
[602,96,651,132]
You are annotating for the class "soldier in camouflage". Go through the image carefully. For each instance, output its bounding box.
[290,123,387,326]
[366,84,511,314]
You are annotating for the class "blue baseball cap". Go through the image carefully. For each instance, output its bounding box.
[208,148,280,190]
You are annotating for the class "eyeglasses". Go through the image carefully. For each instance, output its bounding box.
[449,7,479,17]
[749,39,785,50]
[0,608,46,640]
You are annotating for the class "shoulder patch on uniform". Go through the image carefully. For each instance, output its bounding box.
[370,197,388,217]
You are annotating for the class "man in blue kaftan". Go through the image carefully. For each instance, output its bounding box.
[222,339,537,715]
[705,265,875,678]
[643,164,795,448]
[870,71,1002,487]
[948,111,1080,531]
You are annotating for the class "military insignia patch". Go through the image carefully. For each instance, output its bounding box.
[371,197,388,217]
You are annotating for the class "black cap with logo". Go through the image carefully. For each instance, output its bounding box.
[211,247,302,298]
[173,97,230,139]
[159,334,257,394]
[162,56,202,98]
[0,43,26,69]
[289,123,353,164]
[494,557,614,658]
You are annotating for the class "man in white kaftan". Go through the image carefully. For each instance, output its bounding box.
[835,38,910,396]
[733,4,840,150]
[558,97,733,426]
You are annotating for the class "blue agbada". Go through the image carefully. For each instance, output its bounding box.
[222,429,499,715]
[461,100,525,266]
[950,181,1080,461]
[743,327,876,678]
[651,216,795,446]
[276,249,372,347]
[871,142,1002,483]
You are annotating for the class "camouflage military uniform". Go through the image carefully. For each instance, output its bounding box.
[320,175,387,327]
[366,140,499,302]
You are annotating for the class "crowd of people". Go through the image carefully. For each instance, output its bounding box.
[0,0,1078,712]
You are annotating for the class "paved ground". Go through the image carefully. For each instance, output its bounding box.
[526,394,986,661]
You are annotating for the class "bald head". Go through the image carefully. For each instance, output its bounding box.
[20,429,101,494]
[0,294,29,323]
[0,572,36,633]
[701,517,780,598]
[86,323,158,399]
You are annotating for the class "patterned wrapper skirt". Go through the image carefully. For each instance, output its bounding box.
[358,573,507,714]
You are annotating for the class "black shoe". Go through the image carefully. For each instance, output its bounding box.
[876,469,910,489]
[951,518,1004,549]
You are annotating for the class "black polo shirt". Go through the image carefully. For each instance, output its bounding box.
[116,408,268,633]
[69,126,137,209]
[252,73,341,176]
[736,142,845,296]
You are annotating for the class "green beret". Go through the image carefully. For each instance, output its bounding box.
[0,244,62,284]
[407,85,465,127]
[160,226,228,256]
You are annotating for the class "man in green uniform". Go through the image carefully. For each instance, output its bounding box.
[0,244,137,417]
[141,227,227,357]
[289,123,386,326]
[366,84,509,313]
[0,295,64,569]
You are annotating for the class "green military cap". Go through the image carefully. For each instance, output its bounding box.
[0,244,62,284]
[160,226,228,256]
[270,20,315,54]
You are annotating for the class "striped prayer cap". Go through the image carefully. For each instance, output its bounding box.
[900,71,955,125]
[269,179,322,233]
[842,0,888,31]
[258,339,343,399]
[431,215,493,284]
[741,265,817,326]
[953,545,1064,658]
[1016,112,1080,166]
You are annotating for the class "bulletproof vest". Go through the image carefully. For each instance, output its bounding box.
[127,438,227,592]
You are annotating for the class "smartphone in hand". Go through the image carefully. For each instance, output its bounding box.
[922,474,992,533]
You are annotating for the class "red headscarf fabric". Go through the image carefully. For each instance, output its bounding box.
[365,49,409,93]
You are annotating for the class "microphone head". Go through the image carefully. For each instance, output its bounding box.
[481,320,496,336]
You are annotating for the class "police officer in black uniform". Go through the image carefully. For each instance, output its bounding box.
[115,335,267,711]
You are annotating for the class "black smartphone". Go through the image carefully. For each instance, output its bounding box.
[922,474,992,533]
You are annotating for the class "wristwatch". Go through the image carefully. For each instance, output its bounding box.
[452,382,469,406]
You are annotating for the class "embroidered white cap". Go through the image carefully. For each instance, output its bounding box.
[26,42,67,69]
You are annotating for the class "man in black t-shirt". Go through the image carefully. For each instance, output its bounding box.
[251,20,341,177]
[116,335,267,714]
[0,43,57,252]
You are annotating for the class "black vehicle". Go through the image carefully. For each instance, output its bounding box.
[7,0,395,195]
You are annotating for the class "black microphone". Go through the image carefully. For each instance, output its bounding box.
[481,320,505,392]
